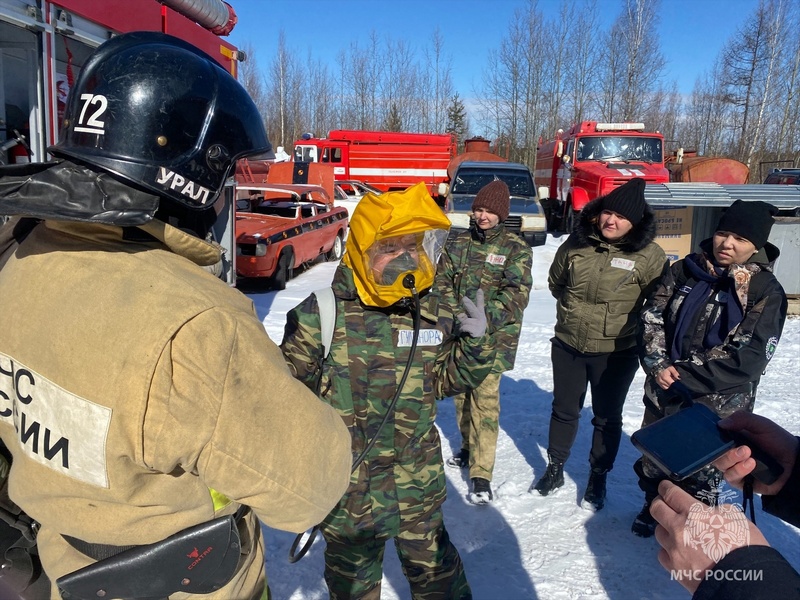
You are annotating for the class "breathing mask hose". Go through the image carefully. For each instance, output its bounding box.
[289,274,421,564]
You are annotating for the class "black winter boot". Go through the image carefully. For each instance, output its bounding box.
[631,501,658,537]
[533,460,564,496]
[446,448,469,469]
[582,468,608,510]
[469,477,493,505]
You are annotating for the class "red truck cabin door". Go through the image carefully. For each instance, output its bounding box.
[320,142,349,179]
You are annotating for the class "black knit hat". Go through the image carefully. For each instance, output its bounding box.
[472,179,510,222]
[601,178,647,225]
[716,199,779,249]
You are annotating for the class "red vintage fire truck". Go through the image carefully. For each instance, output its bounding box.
[0,0,241,166]
[293,130,457,195]
[534,121,669,231]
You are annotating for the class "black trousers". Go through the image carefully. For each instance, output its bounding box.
[546,339,639,471]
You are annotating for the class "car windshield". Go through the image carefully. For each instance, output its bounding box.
[576,136,663,162]
[451,169,535,196]
[509,197,541,214]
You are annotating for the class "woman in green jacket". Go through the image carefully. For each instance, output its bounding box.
[533,178,668,510]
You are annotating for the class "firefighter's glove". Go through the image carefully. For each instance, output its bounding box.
[457,289,487,338]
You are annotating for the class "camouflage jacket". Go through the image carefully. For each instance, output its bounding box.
[280,264,496,541]
[439,224,532,372]
[640,239,788,417]
[549,198,668,353]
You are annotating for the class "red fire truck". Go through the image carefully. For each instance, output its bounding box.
[293,130,457,195]
[0,0,241,166]
[534,121,669,231]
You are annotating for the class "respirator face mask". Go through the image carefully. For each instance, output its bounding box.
[368,234,421,286]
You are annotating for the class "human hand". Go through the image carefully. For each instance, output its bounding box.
[651,480,769,594]
[655,365,681,390]
[457,289,487,338]
[714,411,798,495]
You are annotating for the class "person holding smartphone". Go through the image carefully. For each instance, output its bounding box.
[650,411,800,598]
[632,200,788,537]
[533,178,668,510]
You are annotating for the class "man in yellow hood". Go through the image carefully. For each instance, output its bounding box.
[281,182,496,599]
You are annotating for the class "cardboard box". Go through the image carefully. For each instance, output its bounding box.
[653,206,693,263]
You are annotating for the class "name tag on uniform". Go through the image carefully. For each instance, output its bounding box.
[486,253,506,266]
[610,257,635,271]
[397,329,443,347]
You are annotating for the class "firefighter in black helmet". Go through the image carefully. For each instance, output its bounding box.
[0,31,351,600]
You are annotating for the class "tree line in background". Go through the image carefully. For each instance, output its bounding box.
[238,0,800,183]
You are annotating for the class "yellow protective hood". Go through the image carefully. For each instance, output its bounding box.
[342,182,451,307]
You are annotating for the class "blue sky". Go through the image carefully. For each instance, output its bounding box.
[228,0,758,98]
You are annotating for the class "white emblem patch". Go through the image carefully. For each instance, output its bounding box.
[765,336,779,361]
[486,253,506,266]
[156,167,212,205]
[397,329,443,347]
[0,353,111,488]
[610,257,635,271]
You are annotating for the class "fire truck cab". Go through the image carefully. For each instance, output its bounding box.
[534,121,669,232]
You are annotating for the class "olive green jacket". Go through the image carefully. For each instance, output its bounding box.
[549,199,668,354]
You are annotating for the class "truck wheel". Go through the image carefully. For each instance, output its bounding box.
[327,233,344,261]
[564,205,576,233]
[272,249,294,290]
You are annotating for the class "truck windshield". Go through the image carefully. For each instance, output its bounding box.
[451,169,535,196]
[575,136,663,163]
[294,145,317,162]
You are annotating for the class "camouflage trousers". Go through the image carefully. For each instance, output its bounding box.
[322,508,471,600]
[454,372,501,481]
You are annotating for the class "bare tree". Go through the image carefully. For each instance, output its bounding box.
[237,42,268,126]
[596,0,667,121]
[563,0,601,128]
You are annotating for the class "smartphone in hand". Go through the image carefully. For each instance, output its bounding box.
[632,403,735,481]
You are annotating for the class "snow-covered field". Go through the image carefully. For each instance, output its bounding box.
[245,234,800,600]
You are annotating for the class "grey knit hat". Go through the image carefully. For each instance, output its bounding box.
[472,179,510,222]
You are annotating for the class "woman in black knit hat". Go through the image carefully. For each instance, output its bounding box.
[534,178,668,511]
[632,199,788,537]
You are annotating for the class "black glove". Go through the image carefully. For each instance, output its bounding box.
[457,289,487,338]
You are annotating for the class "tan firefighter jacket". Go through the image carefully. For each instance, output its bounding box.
[0,218,352,599]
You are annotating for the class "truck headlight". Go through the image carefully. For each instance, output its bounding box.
[448,213,471,229]
[255,242,267,257]
[520,214,546,232]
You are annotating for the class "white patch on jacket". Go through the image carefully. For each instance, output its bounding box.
[0,352,111,488]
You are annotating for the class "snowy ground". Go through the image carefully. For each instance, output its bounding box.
[243,234,800,600]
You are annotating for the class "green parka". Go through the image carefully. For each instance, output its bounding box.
[549,198,668,354]
[439,224,532,372]
[280,263,495,541]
